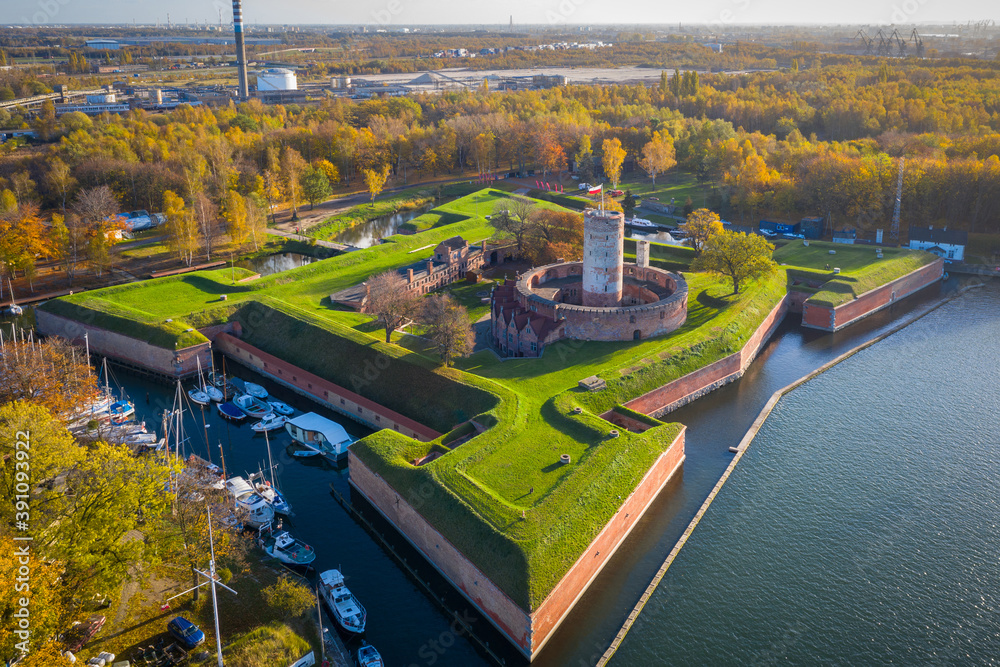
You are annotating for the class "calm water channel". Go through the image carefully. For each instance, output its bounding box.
[611,280,1000,666]
[239,252,315,276]
[108,274,988,667]
[333,207,429,248]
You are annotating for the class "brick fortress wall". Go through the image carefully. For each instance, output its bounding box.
[348,427,686,659]
[802,258,943,331]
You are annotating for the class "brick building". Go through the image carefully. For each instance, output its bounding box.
[331,236,512,310]
[490,213,688,357]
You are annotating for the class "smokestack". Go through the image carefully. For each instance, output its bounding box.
[232,0,249,100]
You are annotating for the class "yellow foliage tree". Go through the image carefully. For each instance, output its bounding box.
[601,137,626,189]
[362,164,392,203]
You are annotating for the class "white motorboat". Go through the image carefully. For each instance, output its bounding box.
[284,413,354,459]
[251,413,288,433]
[628,217,657,228]
[244,382,268,399]
[318,569,367,635]
[257,524,315,566]
[356,643,384,667]
[234,394,271,419]
[224,476,275,528]
[267,399,294,416]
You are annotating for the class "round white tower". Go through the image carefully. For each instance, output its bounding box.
[582,209,625,307]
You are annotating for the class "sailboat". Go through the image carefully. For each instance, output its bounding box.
[250,430,292,515]
[100,357,135,424]
[187,357,218,405]
[204,353,224,401]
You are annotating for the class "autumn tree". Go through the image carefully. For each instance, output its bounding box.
[0,203,48,290]
[639,131,677,185]
[262,577,315,618]
[245,195,268,251]
[281,147,308,220]
[223,189,249,249]
[681,208,724,253]
[601,138,626,189]
[45,157,76,211]
[0,340,100,419]
[362,164,391,203]
[10,171,36,207]
[692,229,776,294]
[365,270,420,343]
[525,209,584,265]
[301,165,332,209]
[421,294,474,366]
[164,190,199,266]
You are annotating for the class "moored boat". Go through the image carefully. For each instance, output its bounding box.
[257,524,315,566]
[249,472,292,515]
[217,402,245,421]
[233,394,271,419]
[318,569,366,635]
[284,413,354,459]
[356,643,384,667]
[244,382,268,399]
[188,387,211,405]
[267,399,294,416]
[251,413,288,433]
[224,476,275,528]
[109,399,135,424]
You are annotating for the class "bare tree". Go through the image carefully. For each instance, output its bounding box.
[421,294,474,366]
[490,196,536,258]
[73,185,118,228]
[365,270,420,344]
[193,192,220,260]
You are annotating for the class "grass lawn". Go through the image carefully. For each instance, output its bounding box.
[774,240,936,307]
[43,187,790,611]
[617,170,715,209]
[430,278,497,322]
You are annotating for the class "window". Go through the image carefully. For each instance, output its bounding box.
[531,342,537,351]
[660,311,665,320]
[629,315,636,323]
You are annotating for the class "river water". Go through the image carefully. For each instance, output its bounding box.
[610,280,1000,665]
[109,275,987,667]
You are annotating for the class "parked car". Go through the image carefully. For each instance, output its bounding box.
[578,182,591,190]
[167,616,205,649]
[608,189,624,197]
[62,614,106,653]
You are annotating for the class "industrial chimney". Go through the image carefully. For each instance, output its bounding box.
[232,0,249,100]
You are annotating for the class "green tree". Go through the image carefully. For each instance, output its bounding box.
[421,294,474,366]
[574,135,594,182]
[262,577,315,618]
[692,229,776,294]
[301,165,332,210]
[622,190,637,219]
[681,208,724,253]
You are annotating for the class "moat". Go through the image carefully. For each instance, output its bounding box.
[108,272,987,666]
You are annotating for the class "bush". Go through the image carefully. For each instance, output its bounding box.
[261,577,314,618]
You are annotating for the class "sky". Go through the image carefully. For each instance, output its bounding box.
[4,0,997,29]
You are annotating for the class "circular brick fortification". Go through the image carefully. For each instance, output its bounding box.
[515,261,688,342]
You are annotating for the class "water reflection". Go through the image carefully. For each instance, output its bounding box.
[333,206,431,248]
[241,252,315,276]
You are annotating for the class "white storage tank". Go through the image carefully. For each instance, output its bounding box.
[256,68,297,91]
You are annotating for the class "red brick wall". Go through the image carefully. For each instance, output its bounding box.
[802,259,943,332]
[349,428,685,659]
[213,333,440,441]
[625,295,788,417]
[36,309,211,378]
[348,456,532,653]
[530,428,685,655]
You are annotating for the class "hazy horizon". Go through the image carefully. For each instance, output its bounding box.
[4,0,997,31]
